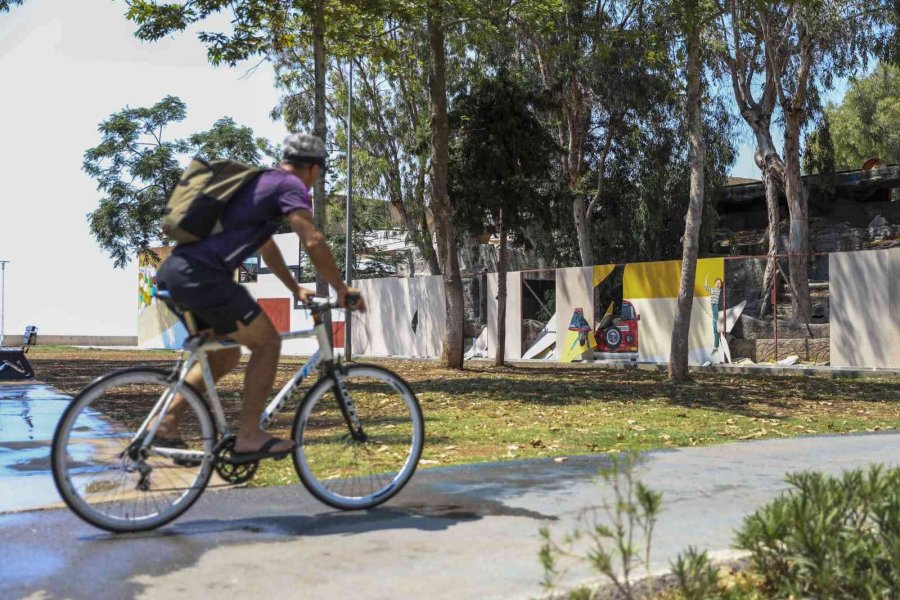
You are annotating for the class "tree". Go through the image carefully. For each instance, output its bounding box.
[524,0,672,267]
[273,28,442,276]
[807,62,900,169]
[124,0,338,332]
[83,96,267,267]
[669,0,709,381]
[427,0,466,368]
[713,0,787,309]
[0,0,24,12]
[451,71,559,366]
[758,0,895,323]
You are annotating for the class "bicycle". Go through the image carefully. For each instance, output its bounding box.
[51,294,425,533]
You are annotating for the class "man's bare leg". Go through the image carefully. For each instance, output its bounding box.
[226,312,292,454]
[152,346,242,438]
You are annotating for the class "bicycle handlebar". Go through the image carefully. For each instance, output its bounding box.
[153,289,362,312]
[303,292,363,313]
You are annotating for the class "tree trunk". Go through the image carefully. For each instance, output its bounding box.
[668,22,705,381]
[759,159,781,316]
[496,210,507,367]
[312,0,332,340]
[573,196,594,266]
[427,0,464,369]
[783,108,812,323]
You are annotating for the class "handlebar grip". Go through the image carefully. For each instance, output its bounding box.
[345,292,362,310]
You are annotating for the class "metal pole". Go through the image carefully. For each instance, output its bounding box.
[0,260,8,347]
[344,61,354,361]
[773,259,779,364]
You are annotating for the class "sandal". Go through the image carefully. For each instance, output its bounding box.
[226,438,296,465]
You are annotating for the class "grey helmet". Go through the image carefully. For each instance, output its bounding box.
[282,133,327,169]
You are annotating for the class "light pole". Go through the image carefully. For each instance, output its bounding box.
[344,60,354,361]
[0,260,9,347]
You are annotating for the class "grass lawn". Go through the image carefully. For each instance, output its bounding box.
[28,346,900,487]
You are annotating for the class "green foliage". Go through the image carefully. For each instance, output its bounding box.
[0,0,24,13]
[591,97,736,264]
[325,195,406,279]
[735,465,900,598]
[813,62,900,170]
[540,452,663,599]
[83,96,268,267]
[450,70,560,249]
[671,547,720,599]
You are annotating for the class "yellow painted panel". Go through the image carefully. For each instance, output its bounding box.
[623,258,724,299]
[560,330,597,363]
[694,258,725,298]
[593,264,616,288]
[624,260,681,299]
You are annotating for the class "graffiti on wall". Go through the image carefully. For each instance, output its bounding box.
[137,250,187,349]
[561,258,725,364]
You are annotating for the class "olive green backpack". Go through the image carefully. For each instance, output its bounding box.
[161,158,267,244]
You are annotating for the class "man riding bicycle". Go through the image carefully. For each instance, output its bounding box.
[155,133,365,464]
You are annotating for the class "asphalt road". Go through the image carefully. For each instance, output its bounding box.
[4,432,900,600]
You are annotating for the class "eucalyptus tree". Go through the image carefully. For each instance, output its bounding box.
[753,0,895,322]
[713,0,786,305]
[520,0,679,267]
[668,0,717,381]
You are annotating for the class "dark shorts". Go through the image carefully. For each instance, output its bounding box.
[156,254,262,335]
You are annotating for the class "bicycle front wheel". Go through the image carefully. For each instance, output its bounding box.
[51,368,215,532]
[292,364,424,510]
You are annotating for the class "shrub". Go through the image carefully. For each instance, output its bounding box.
[734,465,900,598]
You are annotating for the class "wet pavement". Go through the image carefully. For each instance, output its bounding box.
[4,427,900,600]
[0,382,72,513]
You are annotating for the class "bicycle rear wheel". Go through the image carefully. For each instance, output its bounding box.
[51,367,215,532]
[291,364,424,510]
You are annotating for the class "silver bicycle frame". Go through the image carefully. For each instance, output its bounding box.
[137,320,335,448]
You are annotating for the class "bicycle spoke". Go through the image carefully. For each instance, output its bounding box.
[52,368,214,532]
[293,365,423,510]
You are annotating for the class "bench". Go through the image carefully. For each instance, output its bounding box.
[0,326,37,380]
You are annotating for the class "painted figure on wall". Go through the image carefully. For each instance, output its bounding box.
[704,275,723,352]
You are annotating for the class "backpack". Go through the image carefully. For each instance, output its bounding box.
[161,158,266,244]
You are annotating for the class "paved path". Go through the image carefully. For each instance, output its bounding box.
[4,428,900,600]
[0,381,72,513]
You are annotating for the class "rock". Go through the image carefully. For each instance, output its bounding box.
[739,314,830,340]
[755,338,830,363]
[463,321,484,339]
[522,319,546,343]
[729,339,756,361]
[867,215,892,242]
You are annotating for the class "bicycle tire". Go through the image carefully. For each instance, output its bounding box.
[291,364,424,510]
[51,367,216,532]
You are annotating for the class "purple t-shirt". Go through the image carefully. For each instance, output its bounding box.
[175,169,311,272]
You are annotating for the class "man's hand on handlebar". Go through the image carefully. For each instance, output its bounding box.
[292,283,317,305]
[338,287,366,312]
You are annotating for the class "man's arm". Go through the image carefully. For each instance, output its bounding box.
[286,209,361,309]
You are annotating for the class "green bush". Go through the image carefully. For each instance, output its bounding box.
[734,465,900,598]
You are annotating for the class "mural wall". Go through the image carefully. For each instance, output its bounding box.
[556,259,724,365]
[137,249,189,350]
[137,238,894,368]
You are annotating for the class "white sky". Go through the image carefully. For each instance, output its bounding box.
[0,0,848,337]
[0,0,286,337]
